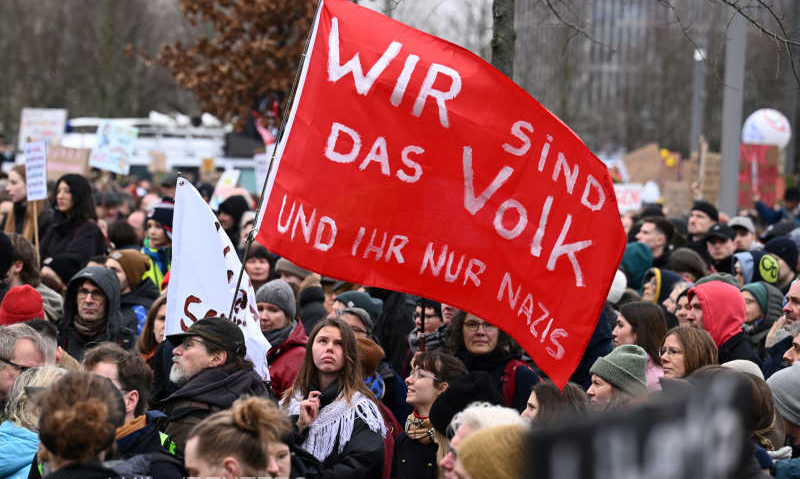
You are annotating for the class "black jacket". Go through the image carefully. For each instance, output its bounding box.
[719,331,762,366]
[57,267,136,360]
[42,462,121,479]
[119,279,159,334]
[367,288,415,374]
[391,432,437,479]
[161,365,270,451]
[40,217,107,265]
[113,411,183,479]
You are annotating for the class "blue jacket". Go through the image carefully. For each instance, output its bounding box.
[0,421,37,479]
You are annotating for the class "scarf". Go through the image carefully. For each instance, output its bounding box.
[73,316,106,337]
[264,320,296,351]
[405,410,450,478]
[287,390,386,462]
[115,414,147,440]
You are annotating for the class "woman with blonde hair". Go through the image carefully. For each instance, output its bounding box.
[0,366,66,479]
[0,164,53,242]
[282,317,385,478]
[185,396,305,478]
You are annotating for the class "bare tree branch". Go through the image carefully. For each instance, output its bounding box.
[541,0,614,53]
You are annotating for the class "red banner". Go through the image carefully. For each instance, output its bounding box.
[256,0,626,387]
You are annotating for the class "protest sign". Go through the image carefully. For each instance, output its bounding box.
[525,373,753,479]
[254,145,276,193]
[613,183,643,214]
[88,121,138,175]
[165,179,270,379]
[256,0,625,387]
[23,141,48,202]
[46,145,90,180]
[18,108,67,150]
[210,169,241,210]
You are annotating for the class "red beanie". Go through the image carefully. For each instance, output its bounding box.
[0,285,45,325]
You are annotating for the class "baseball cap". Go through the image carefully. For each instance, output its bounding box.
[166,317,246,357]
[728,216,755,234]
[704,223,734,242]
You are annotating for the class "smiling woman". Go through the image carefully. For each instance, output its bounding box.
[0,165,54,243]
[282,318,386,479]
[448,312,539,412]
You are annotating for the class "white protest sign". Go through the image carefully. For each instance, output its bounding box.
[613,183,644,213]
[88,121,139,175]
[254,144,275,193]
[210,169,241,210]
[166,179,271,380]
[18,108,68,150]
[23,141,48,201]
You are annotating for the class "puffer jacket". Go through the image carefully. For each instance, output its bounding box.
[57,267,136,360]
[0,421,37,479]
[688,281,761,365]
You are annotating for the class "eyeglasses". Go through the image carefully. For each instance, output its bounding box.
[409,368,440,382]
[659,346,683,357]
[463,320,498,332]
[77,287,104,300]
[178,337,205,350]
[0,356,30,372]
[414,312,441,321]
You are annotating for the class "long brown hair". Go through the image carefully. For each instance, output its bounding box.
[136,293,168,356]
[3,165,39,241]
[618,302,668,366]
[282,317,371,405]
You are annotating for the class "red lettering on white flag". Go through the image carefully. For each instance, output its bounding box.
[256,0,625,387]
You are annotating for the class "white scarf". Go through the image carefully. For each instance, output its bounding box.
[287,390,386,462]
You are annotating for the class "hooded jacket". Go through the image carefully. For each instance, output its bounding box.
[741,281,784,359]
[161,365,269,451]
[57,266,136,360]
[688,281,761,365]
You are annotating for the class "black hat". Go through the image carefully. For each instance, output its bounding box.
[704,223,734,242]
[764,236,799,273]
[429,371,504,436]
[167,317,246,357]
[691,200,719,222]
[43,253,84,284]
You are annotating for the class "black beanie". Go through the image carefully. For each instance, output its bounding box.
[691,200,719,222]
[765,236,799,273]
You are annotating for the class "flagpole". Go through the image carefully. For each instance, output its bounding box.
[229,0,324,319]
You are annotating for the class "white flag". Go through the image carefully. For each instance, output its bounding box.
[166,179,271,380]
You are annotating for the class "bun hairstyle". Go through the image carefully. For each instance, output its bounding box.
[38,372,125,464]
[188,396,291,474]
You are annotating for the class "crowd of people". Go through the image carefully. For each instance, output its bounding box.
[0,165,800,478]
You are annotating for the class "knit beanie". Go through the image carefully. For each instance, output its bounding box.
[275,258,312,281]
[691,200,719,222]
[589,344,648,397]
[607,269,627,304]
[218,195,250,227]
[109,250,150,289]
[721,359,765,380]
[336,291,384,326]
[767,362,800,426]
[620,242,653,294]
[457,424,528,479]
[0,285,44,325]
[734,251,780,286]
[764,236,799,273]
[0,232,12,277]
[256,279,296,320]
[342,307,374,334]
[356,336,385,375]
[694,272,740,288]
[741,282,769,317]
[147,198,175,240]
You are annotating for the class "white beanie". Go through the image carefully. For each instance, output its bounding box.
[607,269,627,304]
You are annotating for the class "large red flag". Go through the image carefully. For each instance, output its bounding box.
[256,0,626,387]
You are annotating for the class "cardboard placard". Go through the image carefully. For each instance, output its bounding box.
[17,108,67,150]
[46,145,90,181]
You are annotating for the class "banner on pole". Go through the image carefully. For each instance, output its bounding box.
[167,179,271,380]
[256,0,625,387]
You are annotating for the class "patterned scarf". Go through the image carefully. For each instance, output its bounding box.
[405,410,450,478]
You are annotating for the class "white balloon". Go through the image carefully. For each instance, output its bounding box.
[741,108,792,149]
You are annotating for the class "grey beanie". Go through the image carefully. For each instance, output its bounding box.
[256,279,296,320]
[589,344,648,397]
[275,258,312,281]
[342,307,373,334]
[768,362,800,426]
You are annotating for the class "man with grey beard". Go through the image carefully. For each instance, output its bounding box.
[159,317,270,452]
